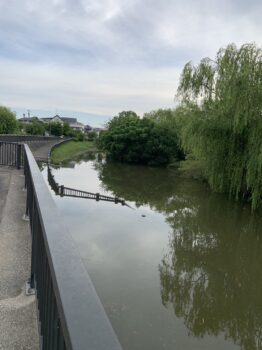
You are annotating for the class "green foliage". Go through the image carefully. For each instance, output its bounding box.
[25,118,45,135]
[62,122,73,136]
[51,140,95,163]
[144,108,175,126]
[98,111,182,166]
[177,43,262,209]
[0,106,18,134]
[144,108,186,160]
[76,132,85,141]
[47,122,63,136]
[87,131,98,141]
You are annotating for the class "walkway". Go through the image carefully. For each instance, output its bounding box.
[27,139,64,161]
[0,167,39,349]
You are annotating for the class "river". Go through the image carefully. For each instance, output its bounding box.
[42,154,262,350]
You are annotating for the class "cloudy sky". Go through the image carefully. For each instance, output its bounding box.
[0,0,261,125]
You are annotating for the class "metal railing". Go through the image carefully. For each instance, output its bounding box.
[0,141,122,350]
[0,141,23,168]
[0,135,62,142]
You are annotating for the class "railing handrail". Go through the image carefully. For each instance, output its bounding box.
[0,135,64,142]
[24,143,123,349]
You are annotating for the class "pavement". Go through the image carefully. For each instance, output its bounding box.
[27,139,67,161]
[0,167,39,350]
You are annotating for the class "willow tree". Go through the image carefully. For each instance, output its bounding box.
[177,43,262,209]
[0,106,18,134]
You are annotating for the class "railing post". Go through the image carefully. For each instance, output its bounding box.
[17,144,22,169]
[60,185,64,197]
[29,198,37,291]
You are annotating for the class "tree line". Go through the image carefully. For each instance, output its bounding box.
[1,43,261,208]
[98,43,262,209]
[0,109,85,140]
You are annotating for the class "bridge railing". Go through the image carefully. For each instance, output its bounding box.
[12,142,123,350]
[0,141,23,168]
[24,144,122,350]
[0,134,62,143]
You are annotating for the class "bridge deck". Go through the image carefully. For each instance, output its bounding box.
[0,167,39,349]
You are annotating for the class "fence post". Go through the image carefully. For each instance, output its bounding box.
[17,144,21,169]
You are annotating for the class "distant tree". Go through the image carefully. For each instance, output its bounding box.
[87,131,98,141]
[76,132,85,141]
[177,43,262,209]
[98,111,182,166]
[0,106,18,134]
[62,122,75,136]
[49,122,63,136]
[25,119,45,135]
[144,108,175,126]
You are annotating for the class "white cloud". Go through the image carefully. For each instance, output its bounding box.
[0,59,180,116]
[0,0,261,116]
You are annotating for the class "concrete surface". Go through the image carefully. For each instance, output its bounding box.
[27,140,61,161]
[0,167,39,350]
[0,168,10,223]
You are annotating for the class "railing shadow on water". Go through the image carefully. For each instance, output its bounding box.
[47,140,127,206]
[0,141,123,350]
[47,164,126,205]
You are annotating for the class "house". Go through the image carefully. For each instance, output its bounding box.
[92,127,105,135]
[69,122,85,132]
[40,115,85,132]
[60,117,77,125]
[18,116,42,125]
[84,125,92,133]
[41,115,64,124]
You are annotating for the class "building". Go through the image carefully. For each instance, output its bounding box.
[84,124,92,133]
[17,116,42,125]
[69,121,85,132]
[18,114,88,133]
[92,127,105,135]
[41,115,64,124]
[40,115,85,132]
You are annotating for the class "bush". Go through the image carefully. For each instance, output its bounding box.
[87,131,97,141]
[47,122,63,136]
[25,119,45,135]
[98,111,182,166]
[0,106,18,134]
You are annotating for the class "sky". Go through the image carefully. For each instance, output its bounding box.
[0,0,261,126]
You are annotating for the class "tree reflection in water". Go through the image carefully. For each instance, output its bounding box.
[97,160,262,350]
[160,201,262,350]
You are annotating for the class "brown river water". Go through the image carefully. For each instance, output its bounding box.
[42,154,262,350]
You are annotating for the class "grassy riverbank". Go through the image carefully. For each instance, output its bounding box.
[176,159,205,180]
[51,140,96,163]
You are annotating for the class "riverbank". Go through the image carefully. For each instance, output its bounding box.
[174,159,205,181]
[51,140,96,164]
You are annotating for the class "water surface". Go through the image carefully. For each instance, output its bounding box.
[43,156,262,350]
